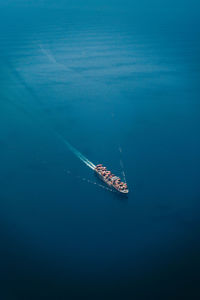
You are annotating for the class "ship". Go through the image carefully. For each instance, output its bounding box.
[94,164,129,194]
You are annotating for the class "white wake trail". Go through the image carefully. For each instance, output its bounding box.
[56,134,95,170]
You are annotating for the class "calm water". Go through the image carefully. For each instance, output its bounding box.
[0,1,200,299]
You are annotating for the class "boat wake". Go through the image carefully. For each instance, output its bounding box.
[39,44,72,72]
[64,170,115,193]
[112,114,127,184]
[56,134,95,170]
[120,159,127,183]
[39,45,57,64]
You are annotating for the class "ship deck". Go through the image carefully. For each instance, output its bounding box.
[94,168,129,194]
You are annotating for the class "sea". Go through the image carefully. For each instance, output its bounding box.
[0,1,200,299]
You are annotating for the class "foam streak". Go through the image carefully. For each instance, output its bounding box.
[57,134,95,170]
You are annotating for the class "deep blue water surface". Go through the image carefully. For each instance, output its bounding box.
[0,1,200,299]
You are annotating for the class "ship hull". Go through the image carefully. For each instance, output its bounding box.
[94,169,129,194]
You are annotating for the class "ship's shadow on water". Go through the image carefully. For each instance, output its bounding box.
[111,191,129,203]
[94,173,129,202]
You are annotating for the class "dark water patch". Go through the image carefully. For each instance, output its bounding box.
[0,1,200,299]
[0,139,7,150]
[26,162,50,172]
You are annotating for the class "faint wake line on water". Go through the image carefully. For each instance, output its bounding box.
[6,51,126,187]
[39,45,57,64]
[78,176,114,192]
[64,170,115,193]
[112,111,128,183]
[56,133,95,170]
[120,158,127,183]
[39,44,72,72]
[118,146,127,183]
